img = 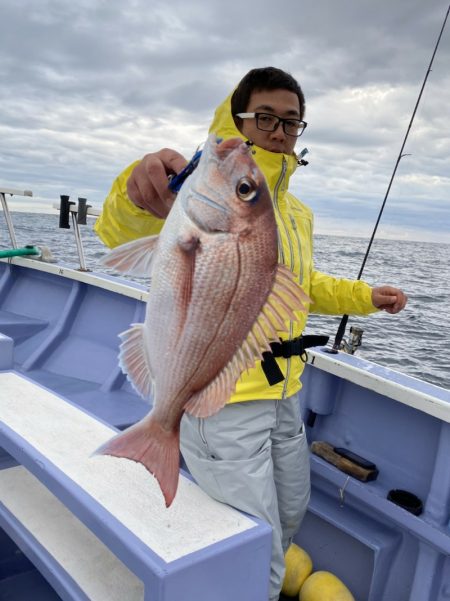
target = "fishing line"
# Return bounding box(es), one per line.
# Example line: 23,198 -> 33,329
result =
328,4 -> 450,354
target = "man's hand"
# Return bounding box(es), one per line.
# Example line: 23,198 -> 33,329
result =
127,149 -> 188,219
372,286 -> 408,314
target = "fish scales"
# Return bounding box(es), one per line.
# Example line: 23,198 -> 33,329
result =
97,135 -> 309,506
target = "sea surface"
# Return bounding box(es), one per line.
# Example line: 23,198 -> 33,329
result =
1,211 -> 449,391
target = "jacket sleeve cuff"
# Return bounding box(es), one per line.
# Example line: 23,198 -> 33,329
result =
94,161 -> 165,248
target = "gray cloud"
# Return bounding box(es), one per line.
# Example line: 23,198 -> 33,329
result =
0,0 -> 449,242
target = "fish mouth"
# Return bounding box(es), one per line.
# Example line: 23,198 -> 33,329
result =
201,134 -> 250,162
215,137 -> 250,158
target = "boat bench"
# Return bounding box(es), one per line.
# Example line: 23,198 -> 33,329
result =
0,314 -> 150,429
0,372 -> 272,601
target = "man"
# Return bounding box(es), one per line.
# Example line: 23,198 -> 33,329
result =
95,67 -> 407,601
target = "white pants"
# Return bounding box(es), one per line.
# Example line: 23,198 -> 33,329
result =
180,394 -> 311,601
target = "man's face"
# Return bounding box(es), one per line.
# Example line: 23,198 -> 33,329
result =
238,88 -> 301,155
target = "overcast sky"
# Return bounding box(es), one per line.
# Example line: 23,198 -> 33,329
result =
1,0 -> 449,243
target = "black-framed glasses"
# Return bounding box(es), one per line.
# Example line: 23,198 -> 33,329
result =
235,112 -> 307,137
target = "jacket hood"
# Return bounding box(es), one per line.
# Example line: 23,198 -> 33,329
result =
208,91 -> 300,196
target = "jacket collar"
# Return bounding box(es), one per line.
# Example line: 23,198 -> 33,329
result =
208,91 -> 299,197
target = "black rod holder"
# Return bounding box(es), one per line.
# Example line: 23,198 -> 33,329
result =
59,195 -> 75,229
77,197 -> 91,225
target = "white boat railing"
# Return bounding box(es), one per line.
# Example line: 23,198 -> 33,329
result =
0,188 -> 33,249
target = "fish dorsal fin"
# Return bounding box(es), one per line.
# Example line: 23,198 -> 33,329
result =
102,235 -> 159,276
118,323 -> 154,402
262,263 -> 311,332
184,265 -> 310,418
246,264 -> 310,352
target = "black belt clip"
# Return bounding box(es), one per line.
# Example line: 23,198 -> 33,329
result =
261,335 -> 329,386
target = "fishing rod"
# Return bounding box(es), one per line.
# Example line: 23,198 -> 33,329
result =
329,3 -> 450,354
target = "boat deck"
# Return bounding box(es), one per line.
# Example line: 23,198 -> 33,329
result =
1,257 -> 450,600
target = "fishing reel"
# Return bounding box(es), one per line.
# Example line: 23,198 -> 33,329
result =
340,326 -> 364,355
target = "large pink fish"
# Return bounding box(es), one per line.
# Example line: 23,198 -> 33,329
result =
98,135 -> 310,506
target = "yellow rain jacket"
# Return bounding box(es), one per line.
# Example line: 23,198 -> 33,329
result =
95,92 -> 377,403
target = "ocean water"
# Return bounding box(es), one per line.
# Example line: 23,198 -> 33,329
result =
1,211 -> 449,390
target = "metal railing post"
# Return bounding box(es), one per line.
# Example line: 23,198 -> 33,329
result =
0,192 -> 18,248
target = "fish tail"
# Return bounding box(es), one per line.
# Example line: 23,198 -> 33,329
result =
95,416 -> 180,507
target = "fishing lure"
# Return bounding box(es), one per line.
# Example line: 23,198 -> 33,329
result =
167,148 -> 203,193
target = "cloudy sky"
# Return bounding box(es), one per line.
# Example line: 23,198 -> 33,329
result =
1,0 -> 449,242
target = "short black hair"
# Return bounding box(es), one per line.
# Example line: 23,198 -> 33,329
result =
231,67 -> 305,120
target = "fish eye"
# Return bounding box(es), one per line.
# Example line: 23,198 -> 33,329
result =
236,177 -> 258,202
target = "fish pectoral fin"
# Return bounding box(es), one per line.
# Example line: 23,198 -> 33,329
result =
102,234 -> 159,276
119,323 -> 154,402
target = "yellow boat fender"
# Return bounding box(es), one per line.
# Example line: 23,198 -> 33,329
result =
281,543 -> 313,597
299,570 -> 355,601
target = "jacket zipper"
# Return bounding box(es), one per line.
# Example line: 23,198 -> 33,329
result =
273,159 -> 288,264
289,214 -> 304,284
273,158 -> 296,400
